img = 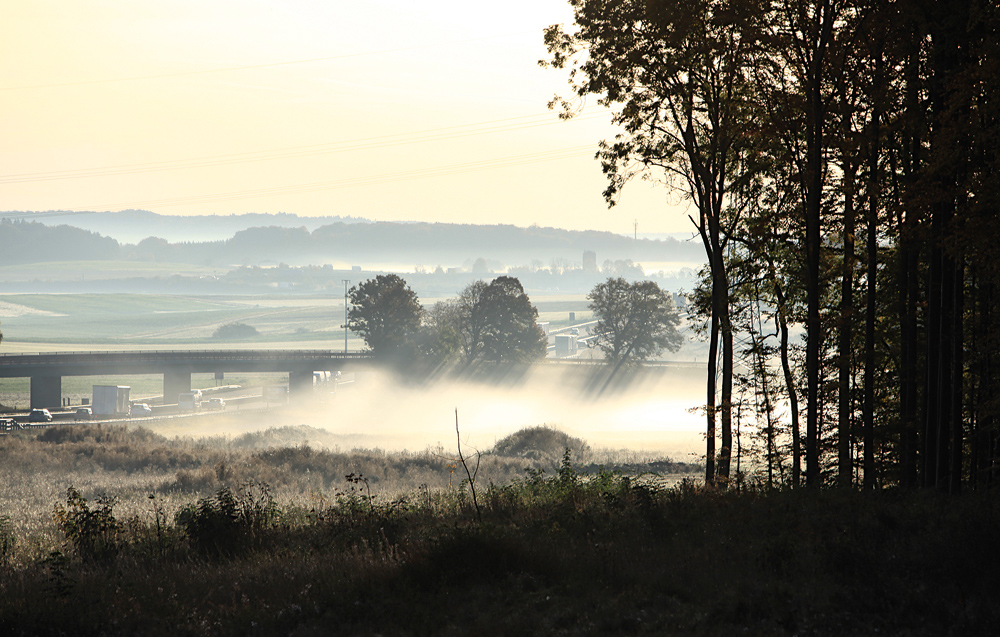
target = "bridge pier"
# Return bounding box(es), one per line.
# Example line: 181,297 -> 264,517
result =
163,371 -> 192,405
30,375 -> 62,410
288,369 -> 314,394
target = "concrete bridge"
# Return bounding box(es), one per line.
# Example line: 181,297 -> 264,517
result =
0,350 -> 374,409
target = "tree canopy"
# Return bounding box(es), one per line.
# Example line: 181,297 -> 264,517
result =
346,274 -> 423,359
549,0 -> 1000,490
448,277 -> 548,366
588,277 -> 682,366
479,276 -> 548,363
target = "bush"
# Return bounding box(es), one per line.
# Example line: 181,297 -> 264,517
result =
52,487 -> 120,563
176,481 -> 279,557
491,425 -> 591,466
212,322 -> 259,339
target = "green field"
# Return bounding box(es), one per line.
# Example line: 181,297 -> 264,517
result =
0,260 -> 222,281
0,292 -> 594,349
0,293 -> 360,347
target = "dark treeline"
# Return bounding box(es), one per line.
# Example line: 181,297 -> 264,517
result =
0,217 -> 703,268
0,220 -> 121,263
18,208 -> 368,242
548,0 -> 1000,490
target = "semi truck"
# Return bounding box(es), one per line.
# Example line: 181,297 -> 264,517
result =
92,385 -> 131,416
178,390 -> 203,412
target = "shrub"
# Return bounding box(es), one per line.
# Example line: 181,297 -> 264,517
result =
176,481 -> 279,557
52,487 -> 120,563
491,425 -> 591,467
212,322 -> 259,339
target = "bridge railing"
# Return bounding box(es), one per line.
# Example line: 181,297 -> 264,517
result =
0,350 -> 373,366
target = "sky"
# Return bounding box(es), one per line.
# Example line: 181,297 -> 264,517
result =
0,1 -> 697,236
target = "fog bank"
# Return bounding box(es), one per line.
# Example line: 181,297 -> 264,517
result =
151,363 -> 708,462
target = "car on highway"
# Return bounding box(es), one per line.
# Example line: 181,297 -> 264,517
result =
75,407 -> 93,420
207,397 -> 226,411
129,403 -> 152,417
0,418 -> 21,431
28,408 -> 53,422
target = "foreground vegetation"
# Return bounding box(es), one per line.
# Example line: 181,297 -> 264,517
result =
0,424 -> 994,635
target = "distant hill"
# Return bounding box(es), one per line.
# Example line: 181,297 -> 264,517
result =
0,212 -> 704,271
0,219 -> 121,264
5,209 -> 367,243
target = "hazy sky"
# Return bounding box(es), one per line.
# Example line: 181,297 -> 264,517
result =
0,1 -> 692,235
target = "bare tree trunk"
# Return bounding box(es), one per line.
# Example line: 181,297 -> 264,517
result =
777,289 -> 802,487
706,310 -> 719,485
863,92 -> 881,489
718,261 -> 734,484
804,0 -> 835,487
838,159 -> 856,488
950,260 -> 964,493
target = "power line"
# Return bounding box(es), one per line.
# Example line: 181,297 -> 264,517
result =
0,31 -> 539,92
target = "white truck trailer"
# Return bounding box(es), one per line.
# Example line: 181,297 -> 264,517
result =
92,385 -> 131,416
177,390 -> 203,412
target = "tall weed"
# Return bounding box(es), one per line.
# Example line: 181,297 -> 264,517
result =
52,486 -> 120,563
0,515 -> 15,565
175,480 -> 278,557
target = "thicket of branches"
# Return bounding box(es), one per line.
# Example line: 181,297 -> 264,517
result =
547,0 -> 1000,490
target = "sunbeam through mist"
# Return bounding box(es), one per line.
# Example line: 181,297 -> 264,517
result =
145,363 -> 707,462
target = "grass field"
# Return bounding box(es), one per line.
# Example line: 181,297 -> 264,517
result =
0,260 -> 223,281
0,292 -> 596,349
0,293 -> 362,347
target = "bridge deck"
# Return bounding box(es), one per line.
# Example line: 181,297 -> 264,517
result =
0,350 -> 372,377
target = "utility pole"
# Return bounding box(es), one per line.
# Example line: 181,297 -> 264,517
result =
342,279 -> 350,353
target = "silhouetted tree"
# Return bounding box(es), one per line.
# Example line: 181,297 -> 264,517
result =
480,276 -> 548,364
416,300 -> 463,364
346,274 -> 423,359
588,277 -> 682,366
454,277 -> 547,365
545,0 -> 764,483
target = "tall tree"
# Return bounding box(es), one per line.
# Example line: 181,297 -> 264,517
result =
454,277 -> 548,365
588,277 -> 683,367
455,280 -> 491,366
754,0 -> 845,486
479,276 -> 548,364
346,274 -> 423,359
545,0 -> 762,484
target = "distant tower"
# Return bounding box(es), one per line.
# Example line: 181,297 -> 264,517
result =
583,250 -> 597,272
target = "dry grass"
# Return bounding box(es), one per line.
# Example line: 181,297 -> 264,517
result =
3,423 -> 990,636
0,423 -> 697,564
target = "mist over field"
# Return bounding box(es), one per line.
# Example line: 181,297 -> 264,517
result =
145,364 -> 706,462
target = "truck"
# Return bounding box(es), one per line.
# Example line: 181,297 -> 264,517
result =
177,390 -> 203,412
313,370 -> 337,389
554,334 -> 578,357
92,385 -> 131,416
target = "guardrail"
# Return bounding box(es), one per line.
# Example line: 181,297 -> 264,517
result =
0,350 -> 372,366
